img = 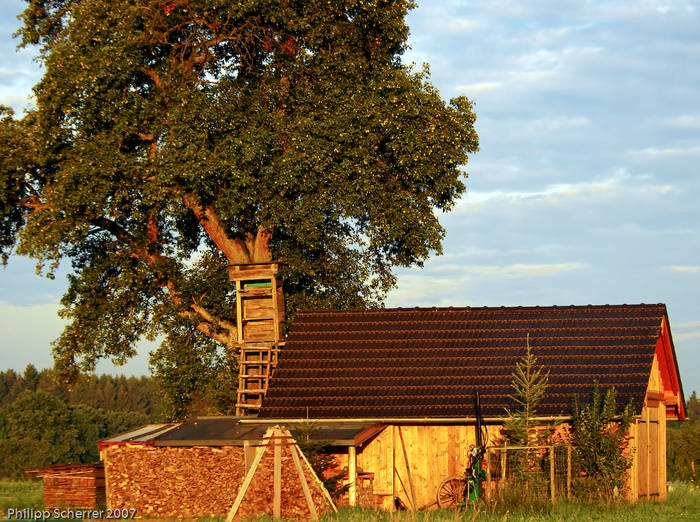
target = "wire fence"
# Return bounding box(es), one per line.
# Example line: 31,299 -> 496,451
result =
485,445 -> 572,503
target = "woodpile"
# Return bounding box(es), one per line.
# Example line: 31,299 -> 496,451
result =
227,426 -> 337,521
104,444 -> 244,518
28,463 -> 105,509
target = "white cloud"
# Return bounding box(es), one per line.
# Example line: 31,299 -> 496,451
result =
385,273 -> 472,307
663,266 -> 700,273
662,114 -> 700,128
674,319 -> 700,342
456,170 -> 674,209
631,146 -> 700,157
455,82 -> 503,93
446,18 -> 481,32
524,116 -> 590,133
675,320 -> 700,329
463,263 -> 588,278
676,330 -> 700,341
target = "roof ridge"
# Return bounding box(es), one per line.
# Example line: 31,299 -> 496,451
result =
296,303 -> 667,315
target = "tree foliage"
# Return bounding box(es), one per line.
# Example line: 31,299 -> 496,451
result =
667,390 -> 700,483
0,0 -> 478,382
569,383 -> 635,500
0,389 -> 149,478
294,422 -> 348,498
0,365 -> 161,416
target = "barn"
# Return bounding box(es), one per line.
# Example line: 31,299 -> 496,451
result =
258,303 -> 686,507
100,303 -> 686,516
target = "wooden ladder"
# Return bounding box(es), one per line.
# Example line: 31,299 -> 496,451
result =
229,263 -> 285,416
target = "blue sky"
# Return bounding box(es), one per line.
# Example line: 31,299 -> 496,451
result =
1,1 -> 698,394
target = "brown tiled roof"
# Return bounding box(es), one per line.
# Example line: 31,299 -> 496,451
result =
259,304 -> 668,419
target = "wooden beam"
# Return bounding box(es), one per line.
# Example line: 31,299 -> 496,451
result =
273,433 -> 281,519
293,434 -> 338,513
646,407 -> 651,500
348,446 -> 357,507
271,276 -> 279,343
353,423 -> 387,447
391,425 -> 396,506
485,448 -> 491,499
549,445 -> 555,503
291,443 -> 318,520
398,427 -> 417,510
235,280 -> 243,344
225,427 -> 273,522
567,445 -> 572,500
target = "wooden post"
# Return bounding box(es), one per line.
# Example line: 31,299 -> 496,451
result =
646,406 -> 651,500
501,444 -> 507,485
226,427 -> 274,522
391,425 -> 396,508
486,448 -> 492,499
567,445 -> 572,500
348,446 -> 357,507
271,276 -> 280,343
549,446 -> 555,503
398,427 -> 417,510
235,280 -> 243,344
243,440 -> 255,473
273,435 -> 281,518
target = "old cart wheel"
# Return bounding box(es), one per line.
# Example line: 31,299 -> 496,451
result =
436,475 -> 466,509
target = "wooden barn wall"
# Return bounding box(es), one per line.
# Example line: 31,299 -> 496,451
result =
628,353 -> 667,501
356,413 -> 668,508
357,424 -> 488,510
104,445 -> 245,518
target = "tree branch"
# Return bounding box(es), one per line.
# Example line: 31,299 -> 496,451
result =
182,194 -> 253,263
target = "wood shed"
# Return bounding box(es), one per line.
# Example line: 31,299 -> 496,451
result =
99,418 -> 374,518
258,303 -> 687,507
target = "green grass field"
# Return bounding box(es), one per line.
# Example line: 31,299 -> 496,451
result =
1,481 -> 698,521
0,480 -> 43,518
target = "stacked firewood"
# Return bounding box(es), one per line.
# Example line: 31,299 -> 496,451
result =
234,441 -> 332,520
29,463 -> 106,509
104,445 -> 245,518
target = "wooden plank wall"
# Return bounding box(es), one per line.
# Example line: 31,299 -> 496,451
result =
628,352 -> 667,501
357,424 -> 484,510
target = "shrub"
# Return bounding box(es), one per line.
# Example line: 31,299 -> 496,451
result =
569,382 -> 635,500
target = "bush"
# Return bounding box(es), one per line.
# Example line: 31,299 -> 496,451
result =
0,439 -> 53,479
569,383 -> 635,500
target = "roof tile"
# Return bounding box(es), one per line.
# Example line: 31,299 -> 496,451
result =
259,304 -> 666,418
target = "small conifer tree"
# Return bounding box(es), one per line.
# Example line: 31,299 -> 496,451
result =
503,333 -> 550,446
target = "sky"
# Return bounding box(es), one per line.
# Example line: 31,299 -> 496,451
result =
0,1 -> 698,394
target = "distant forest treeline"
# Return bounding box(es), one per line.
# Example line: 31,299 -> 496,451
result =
0,364 -> 160,415
0,364 -> 161,479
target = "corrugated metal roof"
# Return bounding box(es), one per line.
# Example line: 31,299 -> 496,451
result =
259,304 -> 670,418
154,417 -> 380,446
101,423 -> 180,443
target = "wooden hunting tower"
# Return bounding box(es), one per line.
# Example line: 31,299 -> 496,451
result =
227,262 -> 285,416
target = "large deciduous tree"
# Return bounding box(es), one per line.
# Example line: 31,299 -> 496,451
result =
1,0 -> 478,383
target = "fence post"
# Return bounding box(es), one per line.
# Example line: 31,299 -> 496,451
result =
486,448 -> 491,499
501,444 -> 507,486
549,446 -> 555,503
567,445 -> 572,500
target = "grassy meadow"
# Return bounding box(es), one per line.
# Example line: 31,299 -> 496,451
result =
1,481 -> 698,521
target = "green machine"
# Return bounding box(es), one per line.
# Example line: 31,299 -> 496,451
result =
436,391 -> 489,509
464,391 -> 487,505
